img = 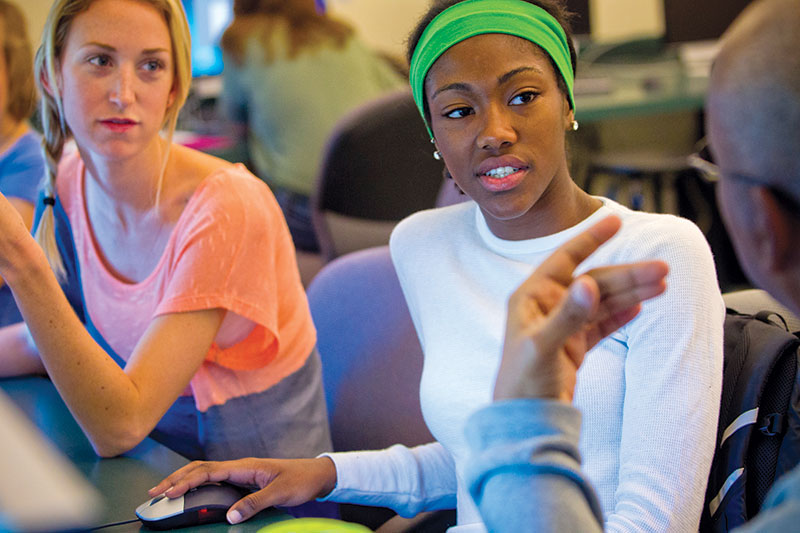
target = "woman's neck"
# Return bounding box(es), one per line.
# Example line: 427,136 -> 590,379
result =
80,136 -> 168,216
483,175 -> 604,241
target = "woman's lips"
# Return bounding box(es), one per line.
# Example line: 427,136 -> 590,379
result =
100,118 -> 138,133
479,167 -> 527,192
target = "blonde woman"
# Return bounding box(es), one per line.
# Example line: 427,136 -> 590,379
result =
0,0 -> 43,327
0,0 -> 331,466
219,0 -> 404,251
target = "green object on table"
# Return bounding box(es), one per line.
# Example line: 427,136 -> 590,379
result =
258,517 -> 373,533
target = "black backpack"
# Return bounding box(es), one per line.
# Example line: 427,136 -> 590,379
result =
700,308 -> 800,532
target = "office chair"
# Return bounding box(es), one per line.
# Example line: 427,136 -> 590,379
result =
307,246 -> 454,532
311,90 -> 445,262
307,245 -> 432,452
723,289 -> 800,332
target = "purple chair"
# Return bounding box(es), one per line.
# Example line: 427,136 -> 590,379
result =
308,246 -> 457,531
307,245 -> 432,452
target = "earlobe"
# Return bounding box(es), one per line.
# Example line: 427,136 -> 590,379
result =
563,104 -> 575,132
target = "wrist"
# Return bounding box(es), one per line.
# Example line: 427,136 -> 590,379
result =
0,232 -> 49,288
316,456 -> 338,498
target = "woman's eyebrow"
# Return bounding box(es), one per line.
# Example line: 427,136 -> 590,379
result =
81,41 -> 115,51
498,65 -> 544,85
78,42 -> 169,55
430,65 -> 545,100
431,81 -> 472,100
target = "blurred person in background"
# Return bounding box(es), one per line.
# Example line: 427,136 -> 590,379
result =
0,0 -> 45,327
219,0 -> 405,252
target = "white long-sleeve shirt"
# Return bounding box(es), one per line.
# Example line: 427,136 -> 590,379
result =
322,198 -> 724,532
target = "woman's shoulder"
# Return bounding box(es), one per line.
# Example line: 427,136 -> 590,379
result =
390,201 -> 476,259
171,145 -> 276,222
393,202 -> 475,240
7,130 -> 42,159
601,198 -> 705,241
171,144 -> 258,193
596,198 -> 713,265
0,130 -> 45,195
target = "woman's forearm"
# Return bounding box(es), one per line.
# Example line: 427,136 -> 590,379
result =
0,322 -> 45,376
0,229 -> 224,457
1,233 -> 154,454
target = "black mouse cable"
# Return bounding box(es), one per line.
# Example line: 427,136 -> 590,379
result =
90,518 -> 141,529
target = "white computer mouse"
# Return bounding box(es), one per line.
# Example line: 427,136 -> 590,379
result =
135,482 -> 246,530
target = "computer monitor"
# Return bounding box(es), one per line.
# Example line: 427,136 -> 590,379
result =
663,0 -> 753,43
182,0 -> 234,78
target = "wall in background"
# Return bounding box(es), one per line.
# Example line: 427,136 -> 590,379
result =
328,0 -> 666,59
590,0 -> 664,42
18,1 -> 49,50
21,0 -> 667,63
327,0 -> 431,59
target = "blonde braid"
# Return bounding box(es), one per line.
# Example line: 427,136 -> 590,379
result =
33,91 -> 67,281
32,4 -> 74,281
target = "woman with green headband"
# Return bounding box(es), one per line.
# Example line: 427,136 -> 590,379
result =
150,1 -> 723,531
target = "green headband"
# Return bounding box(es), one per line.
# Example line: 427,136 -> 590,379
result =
409,0 -> 575,138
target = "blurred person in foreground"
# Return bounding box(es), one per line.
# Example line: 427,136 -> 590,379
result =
462,0 -> 800,531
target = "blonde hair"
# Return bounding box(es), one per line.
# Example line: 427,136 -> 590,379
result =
0,0 -> 36,121
221,0 -> 353,65
33,0 -> 192,279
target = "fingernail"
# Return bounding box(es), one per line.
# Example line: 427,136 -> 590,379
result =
572,280 -> 593,308
227,509 -> 242,524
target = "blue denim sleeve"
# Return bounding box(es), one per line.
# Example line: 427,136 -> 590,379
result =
734,466 -> 800,532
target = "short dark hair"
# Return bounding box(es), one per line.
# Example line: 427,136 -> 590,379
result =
406,0 -> 578,125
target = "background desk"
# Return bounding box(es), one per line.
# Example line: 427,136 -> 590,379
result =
574,58 -> 708,123
0,376 -> 291,532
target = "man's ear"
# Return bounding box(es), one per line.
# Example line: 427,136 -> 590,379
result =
749,186 -> 797,272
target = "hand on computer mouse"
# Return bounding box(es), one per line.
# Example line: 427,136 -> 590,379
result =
136,482 -> 247,529
149,457 -> 337,524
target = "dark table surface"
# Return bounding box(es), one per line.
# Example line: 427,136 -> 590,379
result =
0,375 -> 292,532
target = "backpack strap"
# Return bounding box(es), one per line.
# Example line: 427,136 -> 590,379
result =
753,310 -> 790,332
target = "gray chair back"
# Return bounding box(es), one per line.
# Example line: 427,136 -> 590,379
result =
312,90 -> 445,262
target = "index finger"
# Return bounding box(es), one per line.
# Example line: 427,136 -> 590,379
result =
149,461 -> 223,497
150,461 -> 254,498
534,215 -> 623,286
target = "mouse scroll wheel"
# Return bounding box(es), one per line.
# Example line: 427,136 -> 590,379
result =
149,495 -> 167,506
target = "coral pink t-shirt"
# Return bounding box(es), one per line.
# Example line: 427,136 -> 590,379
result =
56,153 -> 316,412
